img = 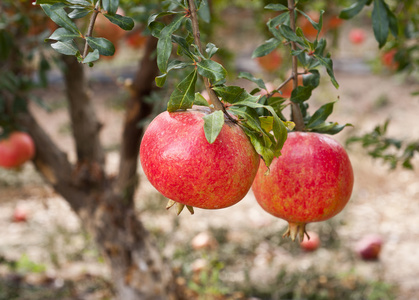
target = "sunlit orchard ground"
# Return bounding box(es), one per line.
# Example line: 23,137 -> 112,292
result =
1,7 -> 419,300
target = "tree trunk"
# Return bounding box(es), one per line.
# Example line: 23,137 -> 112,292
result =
16,36 -> 178,299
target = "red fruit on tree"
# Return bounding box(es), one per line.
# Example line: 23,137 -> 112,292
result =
381,49 -> 399,71
140,107 -> 260,211
252,132 -> 354,241
0,132 -> 35,169
256,49 -> 283,72
349,28 -> 366,45
300,231 -> 320,251
355,234 -> 383,260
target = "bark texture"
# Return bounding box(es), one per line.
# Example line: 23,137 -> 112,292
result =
17,36 -> 176,299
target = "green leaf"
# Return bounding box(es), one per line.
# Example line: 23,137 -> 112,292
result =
240,126 -> 275,168
156,15 -> 184,73
102,0 -> 119,15
232,100 -> 288,152
205,43 -> 218,58
194,92 -> 210,107
167,69 -> 197,112
51,40 -> 79,55
48,28 -> 80,41
198,0 -> 211,23
313,54 -> 339,88
147,11 -> 180,27
86,36 -> 115,56
196,59 -> 227,83
104,13 -> 134,31
155,74 -> 167,87
339,0 -> 368,20
41,4 -> 80,34
251,38 -> 282,58
310,122 -> 352,135
68,8 -> 91,19
238,72 -> 267,90
36,0 -> 69,4
372,0 -> 389,48
203,110 -> 224,144
264,3 -> 288,11
290,86 -> 313,103
83,49 -> 99,63
172,35 -> 194,60
278,24 -> 304,44
306,102 -> 335,128
303,69 -> 320,88
212,86 -> 259,104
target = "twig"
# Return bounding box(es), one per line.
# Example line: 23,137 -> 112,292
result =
187,0 -> 236,122
287,0 -> 305,131
83,1 -> 101,58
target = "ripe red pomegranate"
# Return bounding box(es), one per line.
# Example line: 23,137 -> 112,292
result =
256,49 -> 283,72
252,132 -> 354,241
0,132 -> 35,169
381,49 -> 399,71
300,231 -> 320,251
140,107 -> 259,210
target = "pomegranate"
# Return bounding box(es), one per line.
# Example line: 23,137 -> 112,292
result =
349,28 -> 366,45
0,131 -> 35,169
252,132 -> 354,241
140,107 -> 259,210
256,49 -> 283,72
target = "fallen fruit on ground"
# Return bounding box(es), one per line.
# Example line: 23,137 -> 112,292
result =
140,106 -> 259,211
0,131 -> 35,169
355,234 -> 383,260
252,132 -> 354,241
300,231 -> 320,251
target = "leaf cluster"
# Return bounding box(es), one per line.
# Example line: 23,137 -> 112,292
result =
37,0 -> 135,66
346,120 -> 419,169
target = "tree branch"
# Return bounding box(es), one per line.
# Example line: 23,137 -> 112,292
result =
62,55 -> 105,168
187,0 -> 235,123
288,0 -> 305,131
83,1 -> 101,58
115,36 -> 159,202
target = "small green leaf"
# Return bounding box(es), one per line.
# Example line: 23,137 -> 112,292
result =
265,4 -> 288,11
372,0 -> 389,48
339,0 -> 368,20
41,4 -> 80,34
194,92 -> 210,107
212,86 -> 259,104
167,69 -> 197,112
86,36 -> 115,56
51,40 -> 79,55
251,38 -> 282,58
155,74 -> 167,87
68,8 -> 91,19
306,102 -> 335,128
83,49 -> 99,64
156,15 -> 184,73
48,28 -> 80,41
196,59 -> 227,83
278,24 -> 304,44
290,86 -> 313,103
303,69 -> 320,88
206,43 -> 218,58
198,0 -> 211,23
104,13 -> 134,31
147,11 -> 180,26
102,0 -> 119,15
203,110 -> 224,144
313,54 -> 339,88
238,72 -> 267,90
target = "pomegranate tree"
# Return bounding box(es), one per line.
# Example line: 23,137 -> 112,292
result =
252,132 -> 354,241
0,131 -> 35,169
140,106 -> 260,212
